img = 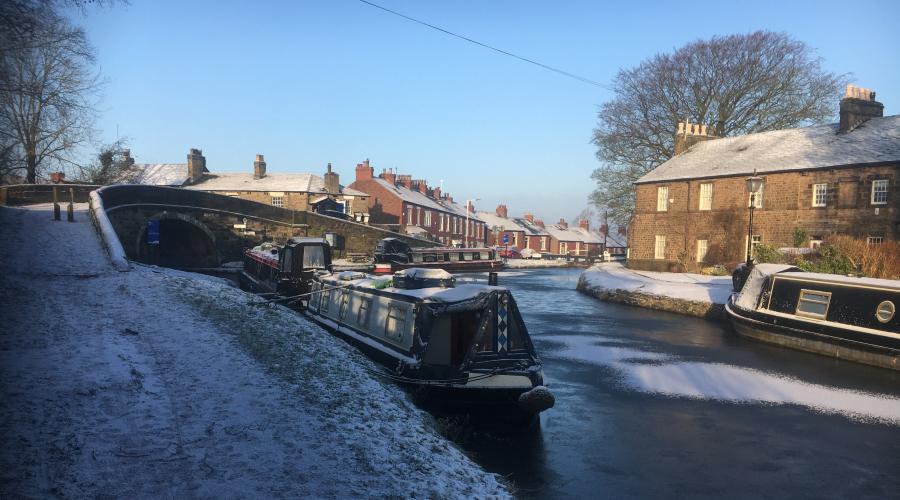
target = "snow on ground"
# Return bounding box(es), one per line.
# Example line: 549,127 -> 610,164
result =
0,204 -> 508,498
547,335 -> 900,426
580,262 -> 733,304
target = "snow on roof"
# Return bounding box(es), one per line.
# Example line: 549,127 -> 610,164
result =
371,178 -> 480,219
319,273 -> 505,303
544,225 -> 603,244
511,218 -> 549,236
603,231 -> 628,248
476,211 -> 528,231
184,172 -> 368,196
637,115 -> 900,184
128,163 -> 190,186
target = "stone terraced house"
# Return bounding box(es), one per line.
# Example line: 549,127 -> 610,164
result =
629,85 -> 899,272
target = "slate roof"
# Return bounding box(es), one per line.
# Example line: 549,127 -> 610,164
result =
475,211 -> 528,231
184,172 -> 367,196
544,225 -> 604,244
511,218 -> 549,236
371,178 -> 481,219
602,231 -> 628,248
128,163 -> 190,186
636,115 -> 900,184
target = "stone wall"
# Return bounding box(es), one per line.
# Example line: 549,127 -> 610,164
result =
629,164 -> 899,271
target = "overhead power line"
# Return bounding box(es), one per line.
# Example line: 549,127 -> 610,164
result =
356,0 -> 606,88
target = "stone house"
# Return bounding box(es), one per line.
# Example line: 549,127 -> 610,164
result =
349,160 -> 487,245
127,149 -> 370,223
629,85 -> 899,272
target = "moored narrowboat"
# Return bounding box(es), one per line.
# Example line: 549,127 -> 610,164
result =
727,263 -> 900,371
241,239 -> 554,421
374,238 -> 503,274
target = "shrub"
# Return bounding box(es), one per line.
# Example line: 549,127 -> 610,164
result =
792,227 -> 808,247
753,244 -> 784,264
826,235 -> 900,280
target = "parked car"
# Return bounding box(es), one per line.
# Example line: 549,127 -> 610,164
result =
520,248 -> 543,260
498,247 -> 522,259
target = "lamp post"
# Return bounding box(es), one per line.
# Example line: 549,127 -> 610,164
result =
465,198 -> 479,247
745,170 -> 764,265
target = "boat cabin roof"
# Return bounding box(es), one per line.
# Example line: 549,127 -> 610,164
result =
318,272 -> 507,304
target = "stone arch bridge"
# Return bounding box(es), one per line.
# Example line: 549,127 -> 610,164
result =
93,185 -> 435,269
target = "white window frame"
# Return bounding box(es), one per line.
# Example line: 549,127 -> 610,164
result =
871,179 -> 888,205
356,296 -> 371,326
271,196 -> 284,207
424,210 -> 432,227
867,236 -> 883,245
657,186 -> 669,212
540,237 -> 547,251
696,239 -> 708,262
385,305 -> 407,341
796,289 -> 832,320
654,235 -> 666,260
699,183 -> 713,211
406,205 -> 413,224
751,235 -> 761,257
812,183 -> 827,207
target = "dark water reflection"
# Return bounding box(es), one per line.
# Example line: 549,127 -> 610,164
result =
455,269 -> 900,499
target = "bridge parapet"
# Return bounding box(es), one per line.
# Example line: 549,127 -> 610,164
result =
94,185 -> 436,268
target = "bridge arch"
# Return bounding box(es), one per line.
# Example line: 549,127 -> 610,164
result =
135,212 -> 220,268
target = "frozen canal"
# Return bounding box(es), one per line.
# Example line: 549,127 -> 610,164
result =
458,268 -> 900,499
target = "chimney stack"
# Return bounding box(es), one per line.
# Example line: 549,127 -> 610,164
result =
496,204 -> 508,218
397,174 -> 413,189
524,213 -> 534,223
674,121 -> 716,155
122,149 -> 135,167
187,148 -> 206,183
253,154 -> 266,179
579,219 -> 589,231
433,186 -> 442,199
534,219 -> 545,228
617,226 -> 627,236
839,84 -> 883,133
599,223 -> 609,235
324,162 -> 340,193
381,168 -> 397,185
414,179 -> 428,194
50,172 -> 65,184
558,218 -> 568,229
355,159 -> 373,182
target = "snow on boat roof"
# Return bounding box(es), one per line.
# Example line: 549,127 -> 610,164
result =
395,268 -> 454,280
319,273 -> 505,303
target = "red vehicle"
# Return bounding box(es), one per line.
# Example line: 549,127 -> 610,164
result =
498,247 -> 522,259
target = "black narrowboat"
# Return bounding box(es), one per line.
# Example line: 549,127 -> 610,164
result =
241,239 -> 554,421
727,263 -> 900,371
240,238 -> 332,296
374,237 -> 503,274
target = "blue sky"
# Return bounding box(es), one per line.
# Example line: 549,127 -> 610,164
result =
70,0 -> 900,224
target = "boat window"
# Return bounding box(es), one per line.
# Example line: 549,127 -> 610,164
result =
476,306 -> 495,353
480,251 -> 490,260
338,290 -> 350,320
449,252 -> 459,262
412,253 -> 424,263
385,305 -> 407,341
423,253 -> 438,262
320,288 -> 331,312
303,246 -> 326,269
795,289 -> 831,319
472,252 -> 481,261
282,247 -> 293,274
876,301 -> 895,324
462,252 -> 473,261
357,296 -> 371,326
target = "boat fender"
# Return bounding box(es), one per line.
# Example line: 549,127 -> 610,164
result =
518,385 -> 555,413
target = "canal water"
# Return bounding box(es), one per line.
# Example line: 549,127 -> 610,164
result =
457,268 -> 900,499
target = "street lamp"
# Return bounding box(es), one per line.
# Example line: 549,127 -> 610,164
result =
465,198 -> 480,247
745,169 -> 764,265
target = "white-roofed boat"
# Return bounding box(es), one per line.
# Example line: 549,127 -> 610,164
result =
727,263 -> 900,371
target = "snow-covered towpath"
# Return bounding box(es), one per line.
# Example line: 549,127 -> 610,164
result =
0,204 -> 507,498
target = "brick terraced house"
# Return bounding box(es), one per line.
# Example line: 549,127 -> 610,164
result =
349,160 -> 486,245
629,85 -> 899,272
480,205 -> 607,257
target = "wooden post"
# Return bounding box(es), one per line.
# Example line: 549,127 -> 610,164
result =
66,188 -> 75,222
53,187 -> 61,220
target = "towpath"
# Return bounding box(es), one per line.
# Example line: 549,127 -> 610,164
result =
0,204 -> 507,498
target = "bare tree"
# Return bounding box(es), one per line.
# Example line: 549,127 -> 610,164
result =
0,1 -> 101,184
590,31 -> 844,226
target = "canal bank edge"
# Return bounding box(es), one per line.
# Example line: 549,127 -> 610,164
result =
576,263 -> 732,321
